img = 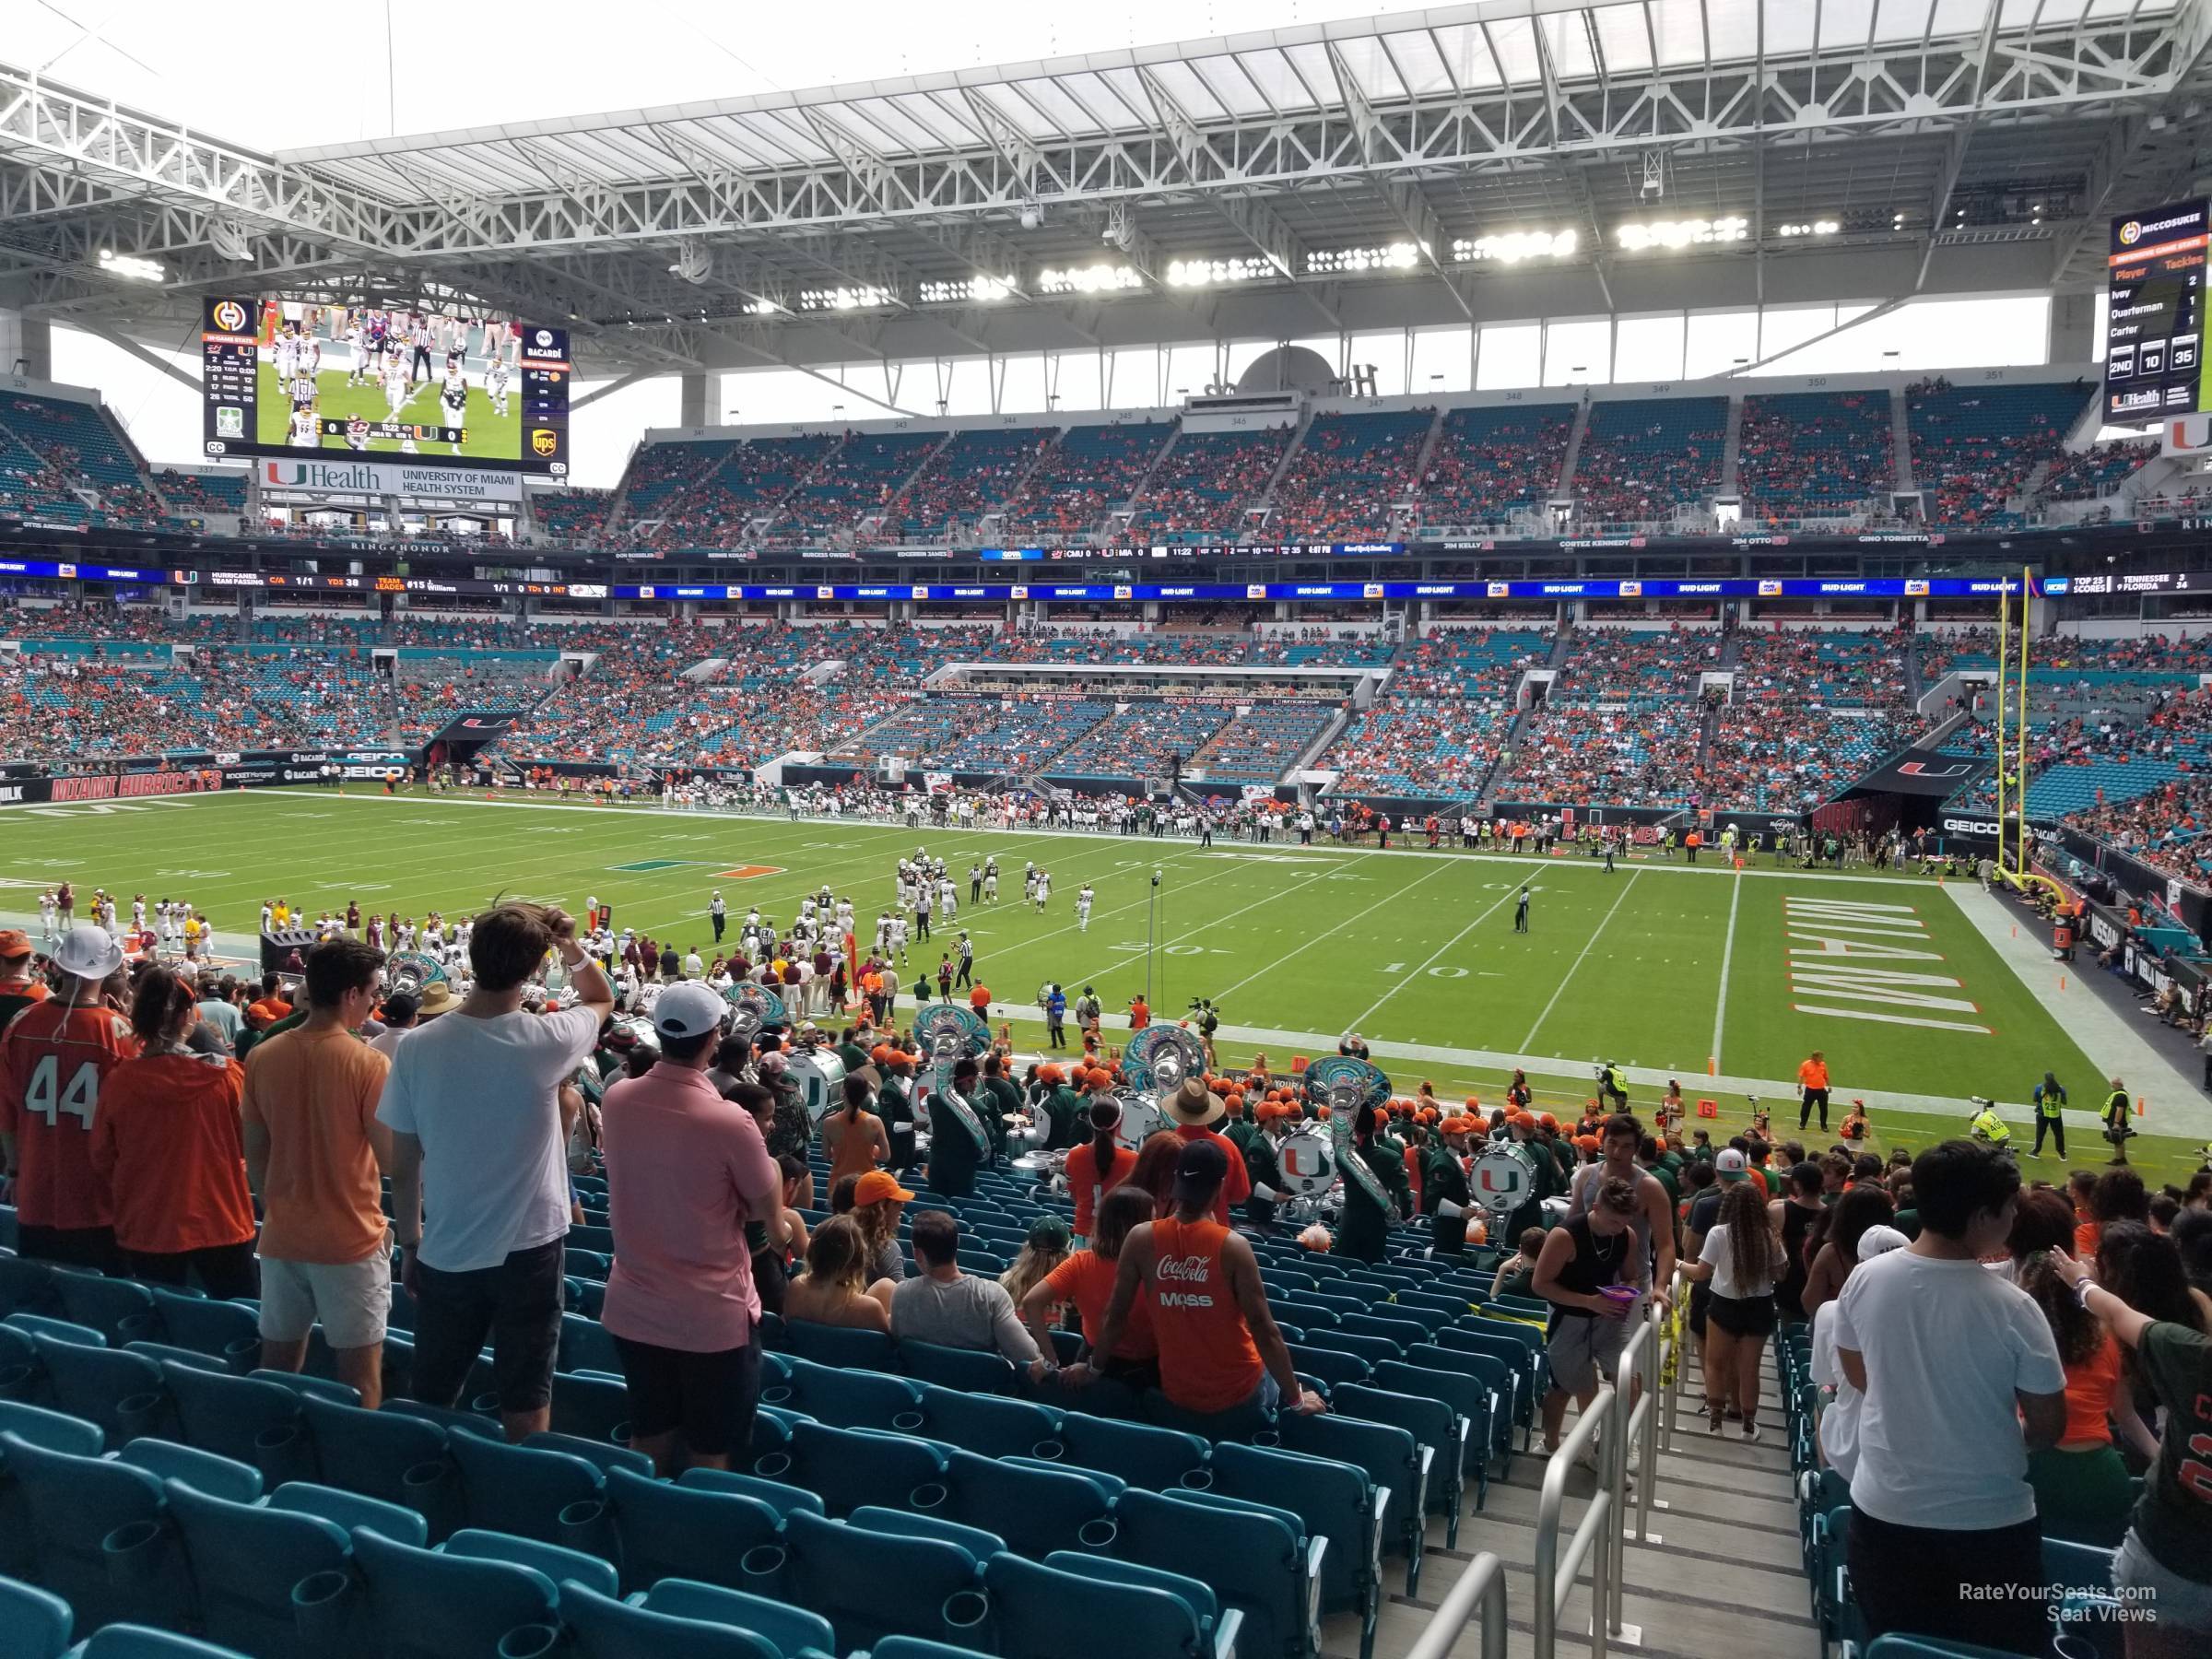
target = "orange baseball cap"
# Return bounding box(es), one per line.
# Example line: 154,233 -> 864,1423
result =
0,931 -> 29,959
853,1171 -> 915,1205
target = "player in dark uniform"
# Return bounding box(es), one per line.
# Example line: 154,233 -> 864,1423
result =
344,413 -> 371,451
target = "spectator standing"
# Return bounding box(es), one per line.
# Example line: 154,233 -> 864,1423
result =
824,1072 -> 890,1183
90,966 -> 256,1296
1678,1178 -> 1784,1440
890,1209 -> 1050,1378
194,974 -> 243,1053
1087,1138 -> 1322,1436
924,1055 -> 992,1198
598,981 -> 797,1476
2052,1246 -> 2212,1653
0,925 -> 137,1270
1533,1172 -> 1640,1459
381,903 -> 613,1442
1831,1140 -> 2068,1653
1065,1099 -> 1137,1246
0,930 -> 50,1028
1163,1077 -> 1252,1226
241,937 -> 394,1406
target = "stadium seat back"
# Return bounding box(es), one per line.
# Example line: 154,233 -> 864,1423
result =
448,1428 -> 604,1543
764,1420 -> 949,1517
49,1273 -> 156,1347
162,1478 -> 349,1659
1057,1413 -> 1209,1492
0,1430 -> 182,1633
679,1465 -> 826,1521
1270,1410 -> 1427,1588
983,1549 -> 1206,1659
774,1318 -> 896,1371
782,1506 -> 989,1652
1111,1488 -> 1311,1659
298,1394 -> 453,1532
147,1290 -> 260,1371
0,1571 -> 72,1659
560,1579 -> 783,1659
344,1525 -> 560,1659
639,1578 -> 840,1659
761,1356 -> 925,1430
936,1447 -> 1116,1559
569,1464 -> 783,1594
1209,1440 -> 1379,1624
28,1336 -> 167,1445
912,1383 -> 1064,1459
896,1338 -> 1018,1394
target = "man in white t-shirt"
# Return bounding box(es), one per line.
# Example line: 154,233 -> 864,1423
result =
381,902 -> 614,1441
1831,1139 -> 2067,1654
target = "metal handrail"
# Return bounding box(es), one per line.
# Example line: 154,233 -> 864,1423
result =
1606,1319 -> 1653,1640
1402,1551 -> 1509,1659
1532,1374 -> 1618,1659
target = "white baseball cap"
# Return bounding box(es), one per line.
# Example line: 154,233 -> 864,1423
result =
653,981 -> 728,1041
1856,1225 -> 1910,1263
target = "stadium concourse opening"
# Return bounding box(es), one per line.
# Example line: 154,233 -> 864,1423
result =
7,0 -> 2212,1653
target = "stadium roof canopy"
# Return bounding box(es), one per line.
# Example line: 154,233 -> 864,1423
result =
3,0 -> 2209,380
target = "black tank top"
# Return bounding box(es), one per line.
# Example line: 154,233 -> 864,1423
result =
1777,1200 -> 1816,1317
1547,1215 -> 1630,1330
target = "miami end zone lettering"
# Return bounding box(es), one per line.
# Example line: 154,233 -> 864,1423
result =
1783,895 -> 1993,1035
49,773 -> 206,804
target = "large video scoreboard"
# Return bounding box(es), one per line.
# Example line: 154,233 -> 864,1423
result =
2105,200 -> 2210,422
202,297 -> 570,474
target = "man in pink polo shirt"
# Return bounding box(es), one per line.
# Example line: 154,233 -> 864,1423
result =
600,982 -> 800,1475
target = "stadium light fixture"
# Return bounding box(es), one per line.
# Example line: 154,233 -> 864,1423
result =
796,284 -> 897,312
1615,217 -> 1748,251
97,249 -> 164,283
1165,254 -> 1277,288
1036,264 -> 1144,296
1774,220 -> 1840,238
1307,241 -> 1425,276
918,276 -> 1018,305
1451,229 -> 1578,265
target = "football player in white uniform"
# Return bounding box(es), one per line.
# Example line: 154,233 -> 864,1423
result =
382,355 -> 414,425
288,399 -> 320,448
488,356 -> 510,418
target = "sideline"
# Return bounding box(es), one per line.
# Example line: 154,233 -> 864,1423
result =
1944,884 -> 2212,1138
216,789 -> 1944,888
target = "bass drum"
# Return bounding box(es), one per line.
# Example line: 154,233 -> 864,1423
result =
1274,1125 -> 1338,1197
786,1049 -> 849,1131
1110,1088 -> 1164,1155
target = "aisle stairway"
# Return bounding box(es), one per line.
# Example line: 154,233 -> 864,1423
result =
1363,1347 -> 1816,1659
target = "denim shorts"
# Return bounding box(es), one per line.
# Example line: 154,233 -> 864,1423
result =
2113,1526 -> 2212,1635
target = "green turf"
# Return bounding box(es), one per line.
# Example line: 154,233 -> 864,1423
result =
1,784 -> 2105,1081
255,359 -> 519,461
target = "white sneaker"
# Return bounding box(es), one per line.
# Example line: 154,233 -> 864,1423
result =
1742,1419 -> 1762,1444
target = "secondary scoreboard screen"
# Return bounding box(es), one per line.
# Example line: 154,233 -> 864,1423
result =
201,298 -> 570,474
2105,200 -> 2210,422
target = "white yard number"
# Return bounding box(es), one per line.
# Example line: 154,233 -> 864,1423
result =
23,1056 -> 99,1129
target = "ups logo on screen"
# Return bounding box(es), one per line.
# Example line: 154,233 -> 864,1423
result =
530,429 -> 559,457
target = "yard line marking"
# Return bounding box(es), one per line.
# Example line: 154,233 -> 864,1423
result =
1521,868 -> 1643,1052
1346,879 -> 1524,1032
1204,857 -> 1461,1008
1711,869 -> 1743,1070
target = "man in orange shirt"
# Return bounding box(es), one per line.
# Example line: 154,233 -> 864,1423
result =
0,925 -> 138,1269
1128,994 -> 1151,1030
245,971 -> 293,1031
0,930 -> 51,1029
967,980 -> 990,1018
1797,1050 -> 1831,1132
241,938 -> 394,1406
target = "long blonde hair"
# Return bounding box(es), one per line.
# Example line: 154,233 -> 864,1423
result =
1000,1237 -> 1070,1306
800,1216 -> 870,1300
853,1196 -> 901,1260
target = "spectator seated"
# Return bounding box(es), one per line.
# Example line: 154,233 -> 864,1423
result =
1320,699 -> 1515,800
533,488 -> 615,544
1048,701 -> 1236,780
2042,441 -> 2156,502
774,432 -> 944,544
153,470 -> 248,523
1188,702 -> 1335,785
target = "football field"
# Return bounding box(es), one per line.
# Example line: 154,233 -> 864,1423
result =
254,359 -> 520,460
8,787 -> 2206,1176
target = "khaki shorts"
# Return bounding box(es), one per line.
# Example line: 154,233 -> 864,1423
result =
257,1253 -> 392,1348
1547,1296 -> 1640,1395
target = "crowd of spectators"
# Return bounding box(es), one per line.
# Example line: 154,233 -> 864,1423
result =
1552,623 -> 1718,700
1908,381 -> 2090,526
1130,429 -> 1289,541
1571,397 -> 1727,524
153,469 -> 249,521
887,429 -> 1053,540
531,488 -> 616,544
1324,698 -> 1514,799
2042,441 -> 2157,503
1498,699 -> 1707,806
1414,405 -> 1573,526
1261,409 -> 1430,541
772,432 -> 944,545
1737,391 -> 1892,519
996,421 -> 1172,539
1049,701 -> 1237,778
